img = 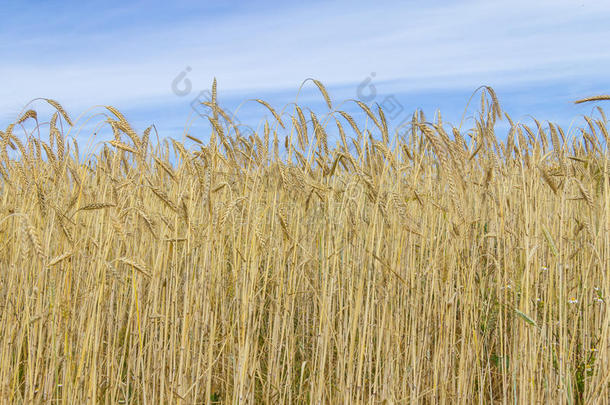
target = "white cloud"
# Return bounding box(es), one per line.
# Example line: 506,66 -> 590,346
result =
1,0 -> 609,123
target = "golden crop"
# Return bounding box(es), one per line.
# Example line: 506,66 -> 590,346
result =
0,85 -> 608,403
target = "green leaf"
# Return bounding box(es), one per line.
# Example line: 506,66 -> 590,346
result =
542,225 -> 559,257
515,308 -> 537,327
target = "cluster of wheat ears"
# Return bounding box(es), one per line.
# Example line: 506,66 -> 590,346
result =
0,82 -> 608,403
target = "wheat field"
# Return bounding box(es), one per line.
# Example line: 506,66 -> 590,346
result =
0,85 -> 608,404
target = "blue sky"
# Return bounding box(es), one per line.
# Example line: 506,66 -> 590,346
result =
2,0 -> 610,149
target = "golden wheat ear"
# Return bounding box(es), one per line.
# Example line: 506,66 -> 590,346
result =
574,95 -> 610,104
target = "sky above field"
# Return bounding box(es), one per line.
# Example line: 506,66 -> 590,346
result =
2,0 -> 610,147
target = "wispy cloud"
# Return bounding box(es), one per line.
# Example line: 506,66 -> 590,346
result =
2,0 -> 609,133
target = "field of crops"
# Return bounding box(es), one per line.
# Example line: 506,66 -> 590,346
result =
0,86 -> 608,403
